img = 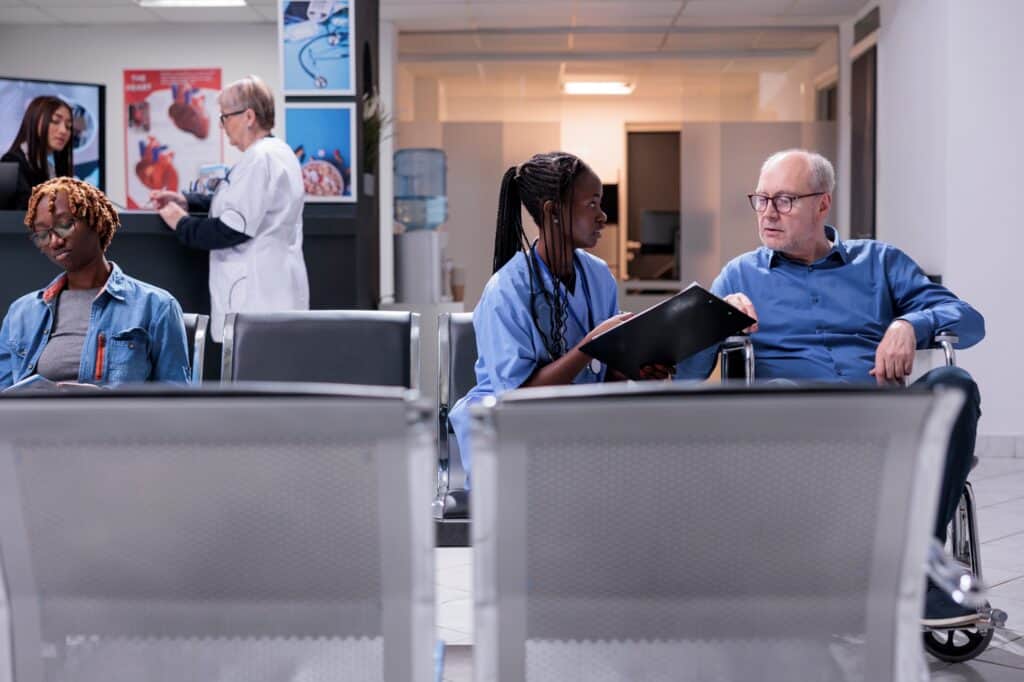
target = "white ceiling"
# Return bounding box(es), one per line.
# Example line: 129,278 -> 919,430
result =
0,0 -> 857,99
0,0 -> 871,28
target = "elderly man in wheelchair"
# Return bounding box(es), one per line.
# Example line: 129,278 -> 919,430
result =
675,149 -> 1006,662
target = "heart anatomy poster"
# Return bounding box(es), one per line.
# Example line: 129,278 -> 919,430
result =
123,68 -> 223,209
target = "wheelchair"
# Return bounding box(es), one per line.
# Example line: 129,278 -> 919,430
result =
722,333 -> 1009,663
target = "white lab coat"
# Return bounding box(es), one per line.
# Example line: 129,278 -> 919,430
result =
207,136 -> 309,341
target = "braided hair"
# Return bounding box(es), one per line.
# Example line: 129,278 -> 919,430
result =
492,151 -> 591,360
25,177 -> 120,251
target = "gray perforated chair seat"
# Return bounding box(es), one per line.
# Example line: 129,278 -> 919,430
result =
471,382 -> 964,682
0,385 -> 435,682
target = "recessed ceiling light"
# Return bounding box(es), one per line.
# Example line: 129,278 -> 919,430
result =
137,0 -> 247,7
563,81 -> 635,96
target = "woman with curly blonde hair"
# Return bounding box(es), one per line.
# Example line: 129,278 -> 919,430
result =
0,177 -> 190,388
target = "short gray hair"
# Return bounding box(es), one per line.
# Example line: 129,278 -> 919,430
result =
761,149 -> 836,193
219,75 -> 276,130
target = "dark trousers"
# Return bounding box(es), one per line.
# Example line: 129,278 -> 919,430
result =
913,366 -> 982,542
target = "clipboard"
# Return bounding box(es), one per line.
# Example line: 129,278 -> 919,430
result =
580,282 -> 755,379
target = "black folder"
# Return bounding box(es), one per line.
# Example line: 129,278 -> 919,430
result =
580,283 -> 755,379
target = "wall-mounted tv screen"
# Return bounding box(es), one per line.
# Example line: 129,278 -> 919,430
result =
0,76 -> 105,190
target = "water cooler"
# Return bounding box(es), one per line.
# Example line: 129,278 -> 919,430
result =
394,148 -> 448,303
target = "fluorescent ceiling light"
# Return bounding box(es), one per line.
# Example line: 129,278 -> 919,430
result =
563,81 -> 635,96
138,0 -> 247,7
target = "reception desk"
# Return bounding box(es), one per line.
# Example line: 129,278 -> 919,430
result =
0,205 -> 378,318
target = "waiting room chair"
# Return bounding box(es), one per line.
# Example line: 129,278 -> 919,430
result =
181,312 -> 209,385
0,384 -> 435,682
471,382 -> 963,681
719,333 -> 1008,663
221,311 -> 420,389
435,312 -> 474,523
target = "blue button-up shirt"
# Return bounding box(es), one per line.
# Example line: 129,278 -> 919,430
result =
676,226 -> 985,383
0,263 -> 191,388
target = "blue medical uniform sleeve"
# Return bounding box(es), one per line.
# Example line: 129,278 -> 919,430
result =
476,280 -> 542,394
674,268 -> 736,380
149,298 -> 192,384
885,246 -> 986,349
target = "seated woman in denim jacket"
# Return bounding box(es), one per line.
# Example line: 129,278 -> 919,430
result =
0,177 -> 190,388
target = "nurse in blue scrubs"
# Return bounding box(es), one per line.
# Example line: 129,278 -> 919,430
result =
448,151 -> 671,479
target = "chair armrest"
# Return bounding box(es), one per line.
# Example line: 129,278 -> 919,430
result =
933,332 -> 959,367
719,335 -> 755,385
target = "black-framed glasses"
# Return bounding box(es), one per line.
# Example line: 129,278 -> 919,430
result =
747,192 -> 825,215
218,109 -> 247,125
29,218 -> 76,248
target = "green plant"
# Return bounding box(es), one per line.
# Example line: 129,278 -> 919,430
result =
362,87 -> 393,175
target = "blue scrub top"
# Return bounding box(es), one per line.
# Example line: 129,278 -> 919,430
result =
448,247 -> 618,478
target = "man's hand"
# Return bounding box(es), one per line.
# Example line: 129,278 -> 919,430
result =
870,320 -> 917,385
723,293 -> 759,333
157,202 -> 188,230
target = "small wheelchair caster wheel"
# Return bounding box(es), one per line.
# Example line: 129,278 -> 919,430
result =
923,624 -> 995,663
315,75 -> 328,89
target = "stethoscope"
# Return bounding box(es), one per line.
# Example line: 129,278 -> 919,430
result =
530,244 -> 603,377
299,30 -> 350,89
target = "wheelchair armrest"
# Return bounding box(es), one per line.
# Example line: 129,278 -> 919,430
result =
932,332 -> 959,367
719,335 -> 755,385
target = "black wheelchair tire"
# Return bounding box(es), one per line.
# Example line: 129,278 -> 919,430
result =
922,624 -> 995,663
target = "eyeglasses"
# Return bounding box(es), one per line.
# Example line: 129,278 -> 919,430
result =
218,109 -> 247,125
747,192 -> 825,215
29,218 -> 76,248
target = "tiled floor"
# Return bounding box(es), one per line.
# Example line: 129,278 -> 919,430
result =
436,456 -> 1024,681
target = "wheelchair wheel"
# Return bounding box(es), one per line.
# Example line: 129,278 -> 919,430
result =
923,624 -> 994,663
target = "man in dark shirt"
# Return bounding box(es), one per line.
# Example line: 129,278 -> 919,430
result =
678,149 -> 985,627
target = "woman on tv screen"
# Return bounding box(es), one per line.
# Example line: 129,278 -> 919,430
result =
1,95 -> 74,210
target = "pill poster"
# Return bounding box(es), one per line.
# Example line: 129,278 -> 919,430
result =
284,102 -> 357,202
123,68 -> 223,209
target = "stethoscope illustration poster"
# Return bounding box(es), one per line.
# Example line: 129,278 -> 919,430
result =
279,1 -> 356,96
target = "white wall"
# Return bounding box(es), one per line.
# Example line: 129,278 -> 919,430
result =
878,0 -> 1024,437
680,122 -> 838,287
0,22 -> 278,206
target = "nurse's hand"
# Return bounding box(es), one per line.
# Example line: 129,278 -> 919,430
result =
148,189 -> 187,210
157,202 -> 188,230
583,312 -> 634,343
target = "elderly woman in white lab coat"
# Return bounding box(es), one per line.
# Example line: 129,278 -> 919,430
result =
150,75 -> 308,341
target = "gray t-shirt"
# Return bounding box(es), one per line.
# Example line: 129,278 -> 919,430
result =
36,288 -> 100,382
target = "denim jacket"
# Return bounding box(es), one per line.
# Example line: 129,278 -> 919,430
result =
0,263 -> 191,387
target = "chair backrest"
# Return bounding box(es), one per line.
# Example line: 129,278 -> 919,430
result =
181,312 -> 210,385
221,311 -> 420,389
438,312 -> 477,411
471,383 -> 963,682
436,313 -> 476,501
0,385 -> 435,682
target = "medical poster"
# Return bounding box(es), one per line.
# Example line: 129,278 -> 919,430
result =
123,68 -> 223,209
279,0 -> 355,96
284,102 -> 356,202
